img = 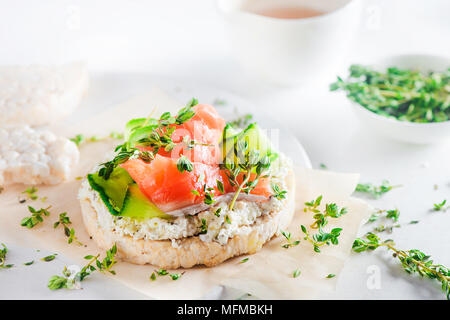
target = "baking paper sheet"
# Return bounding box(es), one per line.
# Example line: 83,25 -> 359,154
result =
0,88 -> 370,299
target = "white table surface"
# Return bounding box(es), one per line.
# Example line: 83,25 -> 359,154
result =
1,0 -> 450,300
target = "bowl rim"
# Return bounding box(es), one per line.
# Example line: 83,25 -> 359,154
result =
350,100 -> 450,128
345,53 -> 450,128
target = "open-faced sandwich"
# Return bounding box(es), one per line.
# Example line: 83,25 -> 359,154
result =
78,99 -> 295,269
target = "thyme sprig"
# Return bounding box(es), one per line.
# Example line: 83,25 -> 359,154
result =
301,196 -> 347,253
220,140 -> 271,210
353,233 -> 450,300
54,212 -> 82,245
0,243 -> 13,269
20,206 -> 51,229
48,244 -> 118,290
355,180 -> 401,199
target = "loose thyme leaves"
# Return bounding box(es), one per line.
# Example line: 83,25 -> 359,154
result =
353,233 -> 450,300
150,269 -> 184,281
20,206 -> 51,229
240,258 -> 249,264
0,243 -> 13,269
54,212 -> 81,245
326,274 -> 336,279
293,269 -> 301,278
48,244 -> 118,290
331,65 -> 450,123
280,230 -> 300,249
22,186 -> 38,201
70,132 -> 124,147
368,208 -> 400,223
41,254 -> 57,262
70,134 -> 85,146
302,196 -> 347,253
433,200 -> 448,212
24,261 -> 34,266
271,183 -> 287,200
355,180 -> 400,199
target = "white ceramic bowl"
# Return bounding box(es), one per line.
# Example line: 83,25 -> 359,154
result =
347,54 -> 450,145
217,0 -> 362,86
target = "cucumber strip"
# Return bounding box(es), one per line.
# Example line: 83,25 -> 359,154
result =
87,174 -> 122,216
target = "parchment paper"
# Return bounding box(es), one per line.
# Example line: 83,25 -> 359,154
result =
0,88 -> 371,299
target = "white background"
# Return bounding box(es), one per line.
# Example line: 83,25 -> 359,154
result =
0,0 -> 450,299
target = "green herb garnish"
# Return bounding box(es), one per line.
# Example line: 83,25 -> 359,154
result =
301,196 -> 347,253
228,114 -> 253,128
54,212 -> 81,245
433,200 -> 448,212
48,244 -> 118,290
20,206 -> 51,229
200,218 -> 208,234
41,254 -> 57,262
203,186 -> 216,205
331,65 -> 450,123
355,180 -> 400,199
293,269 -> 301,278
271,183 -> 287,200
280,230 -> 300,249
0,244 -> 13,269
98,98 -> 198,180
176,155 -> 193,173
221,139 -> 271,210
150,269 -> 184,281
22,186 -> 38,200
353,233 -> 450,300
368,208 -> 400,223
70,134 -> 85,146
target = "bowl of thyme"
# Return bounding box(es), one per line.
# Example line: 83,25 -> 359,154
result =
331,54 -> 450,144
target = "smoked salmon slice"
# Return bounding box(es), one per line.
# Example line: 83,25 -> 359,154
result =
121,156 -> 226,212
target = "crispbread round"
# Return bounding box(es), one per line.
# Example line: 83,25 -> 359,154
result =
79,172 -> 295,269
